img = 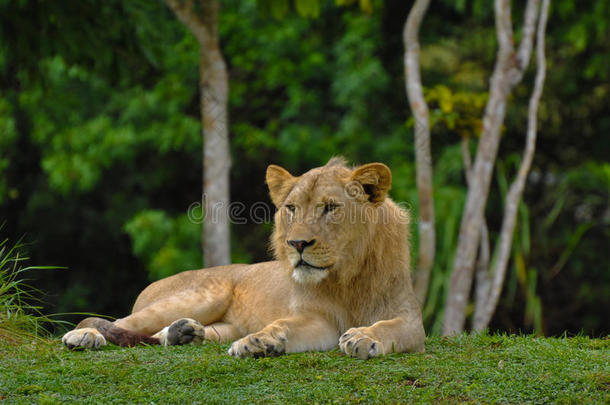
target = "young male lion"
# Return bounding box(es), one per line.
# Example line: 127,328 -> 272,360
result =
62,157 -> 425,359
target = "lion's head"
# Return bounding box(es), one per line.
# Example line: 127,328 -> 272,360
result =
266,157 -> 410,286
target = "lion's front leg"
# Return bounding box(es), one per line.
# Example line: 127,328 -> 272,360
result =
339,327 -> 382,360
339,317 -> 425,359
228,328 -> 287,358
228,314 -> 338,358
152,318 -> 206,346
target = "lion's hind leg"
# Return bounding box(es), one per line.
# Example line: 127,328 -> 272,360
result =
116,283 -> 235,346
153,318 -> 206,346
153,320 -> 242,346
62,327 -> 107,350
62,317 -> 160,349
64,276 -> 235,350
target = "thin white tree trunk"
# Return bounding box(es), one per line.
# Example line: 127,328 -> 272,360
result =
473,221 -> 491,322
473,0 -> 550,331
164,0 -> 231,267
462,136 -> 492,323
443,0 -> 541,335
403,0 -> 435,306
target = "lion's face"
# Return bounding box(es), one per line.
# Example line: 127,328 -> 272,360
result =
266,158 -> 392,285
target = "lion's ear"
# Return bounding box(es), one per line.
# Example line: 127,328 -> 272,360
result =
350,163 -> 392,204
266,165 -> 296,207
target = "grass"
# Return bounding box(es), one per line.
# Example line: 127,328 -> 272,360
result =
0,334 -> 608,404
0,237 -> 59,344
1,237 -> 608,403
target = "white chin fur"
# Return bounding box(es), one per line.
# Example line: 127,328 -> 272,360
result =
292,266 -> 329,284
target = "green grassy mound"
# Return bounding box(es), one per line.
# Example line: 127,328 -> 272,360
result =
1,334 -> 607,404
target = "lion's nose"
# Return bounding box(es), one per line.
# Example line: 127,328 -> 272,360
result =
287,239 -> 315,253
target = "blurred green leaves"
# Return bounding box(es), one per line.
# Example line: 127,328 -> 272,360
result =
256,0 -> 373,19
124,210 -> 202,281
0,99 -> 17,204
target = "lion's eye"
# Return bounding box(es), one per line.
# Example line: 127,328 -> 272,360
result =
285,204 -> 296,213
323,203 -> 338,214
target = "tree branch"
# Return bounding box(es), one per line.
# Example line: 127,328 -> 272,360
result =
473,0 -> 550,332
403,0 -> 435,306
512,0 -> 541,85
164,0 -> 213,47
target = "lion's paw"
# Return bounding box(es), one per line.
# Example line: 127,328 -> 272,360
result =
62,327 -> 107,350
155,318 -> 206,346
228,332 -> 286,359
339,327 -> 382,360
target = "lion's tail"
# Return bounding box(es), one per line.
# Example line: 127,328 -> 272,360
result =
75,317 -> 160,347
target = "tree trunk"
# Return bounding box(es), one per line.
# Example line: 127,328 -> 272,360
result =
164,0 -> 231,267
403,0 -> 435,306
473,0 -> 550,331
462,136 -> 492,325
443,0 -> 541,335
201,45 -> 231,268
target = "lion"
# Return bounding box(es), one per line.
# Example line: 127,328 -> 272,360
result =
62,157 -> 425,359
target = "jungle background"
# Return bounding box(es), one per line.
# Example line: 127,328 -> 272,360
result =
0,0 -> 608,337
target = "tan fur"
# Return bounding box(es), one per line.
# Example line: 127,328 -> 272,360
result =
63,158 -> 425,359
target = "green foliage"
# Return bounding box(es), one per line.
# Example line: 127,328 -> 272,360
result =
124,210 -> 202,281
0,99 -> 17,204
225,1 -> 405,170
525,161 -> 610,335
425,84 -> 487,139
256,0 -> 374,19
1,334 -> 608,403
18,43 -> 199,194
336,0 -> 373,14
